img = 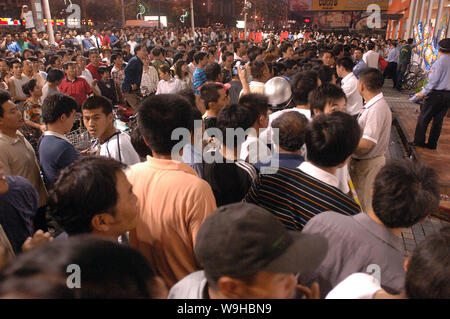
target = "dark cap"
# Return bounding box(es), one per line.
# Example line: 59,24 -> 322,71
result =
195,203 -> 328,279
439,38 -> 450,53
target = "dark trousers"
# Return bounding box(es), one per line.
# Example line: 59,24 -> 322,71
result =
396,63 -> 408,89
383,62 -> 398,87
414,90 -> 450,148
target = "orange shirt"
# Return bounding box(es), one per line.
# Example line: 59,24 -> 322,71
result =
127,156 -> 217,288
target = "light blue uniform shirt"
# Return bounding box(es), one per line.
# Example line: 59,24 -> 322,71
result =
422,54 -> 450,95
386,47 -> 399,63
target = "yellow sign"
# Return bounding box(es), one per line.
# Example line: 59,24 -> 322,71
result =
312,0 -> 388,11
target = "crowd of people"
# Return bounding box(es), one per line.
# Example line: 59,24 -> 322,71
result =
0,23 -> 449,299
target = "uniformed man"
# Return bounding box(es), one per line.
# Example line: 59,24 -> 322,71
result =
412,38 -> 450,150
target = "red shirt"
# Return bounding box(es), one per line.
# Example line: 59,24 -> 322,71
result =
59,77 -> 93,107
86,62 -> 107,81
101,35 -> 111,47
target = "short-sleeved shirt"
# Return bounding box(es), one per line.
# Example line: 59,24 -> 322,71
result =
301,212 -> 406,297
0,131 -> 48,207
21,100 -> 43,137
59,77 -> 93,108
86,62 -> 107,81
355,93 -> 392,159
398,45 -> 412,65
193,67 -> 207,95
98,132 -> 140,166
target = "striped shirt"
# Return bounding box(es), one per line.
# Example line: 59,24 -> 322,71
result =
193,67 -> 207,95
244,167 -> 361,231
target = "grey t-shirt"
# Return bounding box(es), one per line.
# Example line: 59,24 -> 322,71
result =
301,211 -> 406,298
41,84 -> 59,104
168,271 -> 209,299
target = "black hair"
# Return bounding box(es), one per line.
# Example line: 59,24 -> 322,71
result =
48,55 -> 61,66
222,51 -> 234,62
151,46 -> 162,57
194,52 -> 208,64
238,93 -> 269,126
272,111 -> 309,152
280,42 -> 293,56
0,89 -> 12,117
216,104 -> 253,148
42,93 -> 78,124
319,50 -> 332,58
332,44 -> 344,57
336,56 -> 355,72
250,60 -> 268,80
354,47 -> 364,53
62,61 -> 77,70
309,84 -> 347,115
137,94 -> 193,155
178,88 -> 197,109
82,96 -> 113,115
0,235 -> 161,298
22,79 -> 38,97
359,68 -> 384,92
111,53 -> 123,65
200,83 -> 223,110
405,226 -> 450,299
46,68 -> 65,83
305,112 -> 361,167
317,65 -> 336,85
367,42 -> 375,50
372,160 -> 440,228
247,46 -> 262,62
204,63 -> 222,82
48,157 -> 125,235
175,59 -> 188,79
292,70 -> 318,106
7,59 -> 21,68
97,65 -> 111,76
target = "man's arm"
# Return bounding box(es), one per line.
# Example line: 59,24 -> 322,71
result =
355,138 -> 376,156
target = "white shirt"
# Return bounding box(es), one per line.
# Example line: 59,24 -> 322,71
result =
298,161 -> 339,189
99,132 -> 140,166
141,66 -> 159,95
362,50 -> 380,69
341,72 -> 363,116
326,273 -> 382,299
127,40 -> 138,55
81,68 -> 94,86
156,78 -> 182,95
239,81 -> 265,97
239,130 -> 272,164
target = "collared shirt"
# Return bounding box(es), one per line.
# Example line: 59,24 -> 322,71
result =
39,131 -> 79,188
86,62 -> 107,82
122,56 -> 144,93
156,77 -> 182,95
0,131 -> 47,207
299,161 -> 339,189
254,153 -> 305,172
58,76 -> 92,108
244,167 -> 360,231
302,212 -> 406,297
111,65 -> 125,88
168,271 -> 209,299
127,156 -> 217,288
353,59 -> 367,79
363,50 -> 380,69
422,54 -> 450,95
386,47 -> 399,63
239,129 -> 272,164
341,72 -> 363,116
355,93 -> 392,159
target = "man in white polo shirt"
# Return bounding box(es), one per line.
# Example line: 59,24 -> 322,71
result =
350,68 -> 392,213
363,42 -> 380,69
336,56 -> 363,117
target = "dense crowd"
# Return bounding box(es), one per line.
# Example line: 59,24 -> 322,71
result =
0,23 -> 449,299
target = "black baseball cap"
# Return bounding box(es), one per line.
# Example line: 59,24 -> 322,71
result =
195,203 -> 328,280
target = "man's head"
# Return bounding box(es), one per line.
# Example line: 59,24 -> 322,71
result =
194,52 -> 208,69
404,226 -> 450,299
98,66 -> 111,81
353,47 -> 364,61
9,59 -> 22,77
204,63 -> 222,83
407,38 -> 414,45
292,70 -> 318,106
336,56 -> 355,78
358,68 -> 384,97
46,68 -> 65,85
88,49 -> 101,66
49,55 -> 62,69
216,104 -> 253,149
82,96 -> 114,140
200,83 -> 230,113
280,43 -> 294,59
272,111 -> 309,153
48,157 -> 138,238
222,51 -> 234,69
319,50 -> 333,67
372,160 -> 439,229
305,112 -> 361,168
239,93 -> 270,130
42,93 -> 78,133
250,60 -> 270,83
63,61 -> 78,79
309,84 -> 347,116
22,79 -> 42,98
0,89 -> 23,132
135,44 -> 148,60
137,94 -> 193,156
195,203 -> 328,299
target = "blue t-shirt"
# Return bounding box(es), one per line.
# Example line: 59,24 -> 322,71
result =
193,67 -> 207,95
39,134 -> 80,188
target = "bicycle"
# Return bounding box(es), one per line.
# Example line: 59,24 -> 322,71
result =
402,62 -> 427,91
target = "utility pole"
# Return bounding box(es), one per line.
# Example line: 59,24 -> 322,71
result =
31,0 -> 45,33
158,0 -> 161,29
190,0 -> 195,36
121,0 -> 126,26
244,0 -> 248,40
42,0 -> 55,45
